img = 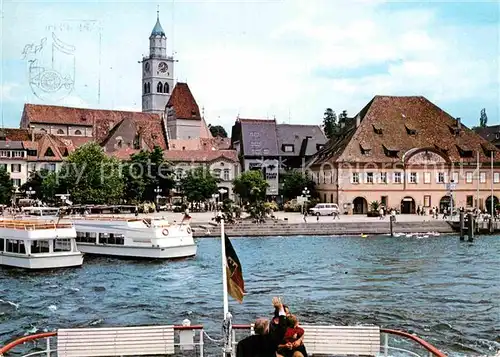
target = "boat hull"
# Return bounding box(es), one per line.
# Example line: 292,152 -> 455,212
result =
0,252 -> 84,269
76,243 -> 197,259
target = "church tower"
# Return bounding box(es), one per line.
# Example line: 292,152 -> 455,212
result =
141,10 -> 175,115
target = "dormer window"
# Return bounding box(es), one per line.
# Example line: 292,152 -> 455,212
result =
44,147 -> 55,157
481,144 -> 494,157
373,125 -> 383,135
133,133 -> 141,149
283,144 -> 294,153
383,145 -> 399,158
434,144 -> 449,155
448,125 -> 460,136
496,133 -> 500,140
405,125 -> 417,136
456,145 -> 473,158
360,143 -> 371,156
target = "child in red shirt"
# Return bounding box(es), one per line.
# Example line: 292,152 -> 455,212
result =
277,315 -> 308,357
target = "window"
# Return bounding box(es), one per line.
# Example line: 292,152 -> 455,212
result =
380,172 -> 387,183
405,126 -> 417,136
351,172 -> 359,184
11,164 -> 21,173
57,129 -> 65,135
27,150 -> 37,156
438,172 -> 445,183
0,150 -> 9,157
98,233 -> 124,245
494,172 -> 500,183
31,240 -> 51,253
157,82 -> 163,93
480,172 -> 486,183
373,125 -> 383,135
12,179 -> 21,187
452,172 -> 459,184
466,172 -> 473,183
147,82 -> 151,93
74,130 -> 82,135
6,240 -> 26,254
164,82 -> 170,93
409,172 -> 417,183
381,196 -> 388,206
424,172 -> 431,184
44,148 -> 55,157
466,195 -> 474,207
144,82 -> 148,94
394,172 -> 402,184
54,239 -> 72,252
76,232 -> 97,243
0,238 -> 3,252
366,172 -> 374,183
283,144 -> 294,152
13,151 -> 23,158
176,169 -> 183,180
330,194 -> 333,203
223,169 -> 230,181
424,195 -> 431,207
28,163 -> 36,172
44,163 -> 56,171
213,169 -> 221,178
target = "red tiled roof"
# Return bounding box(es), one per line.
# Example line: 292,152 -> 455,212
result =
313,96 -> 500,165
166,83 -> 201,120
169,137 -> 232,151
0,128 -> 31,141
164,149 -> 237,163
107,147 -> 141,160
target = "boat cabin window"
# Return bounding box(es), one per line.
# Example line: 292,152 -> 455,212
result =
31,240 -> 51,253
76,231 -> 97,243
0,238 -> 4,252
6,240 -> 26,254
54,239 -> 72,252
98,233 -> 125,245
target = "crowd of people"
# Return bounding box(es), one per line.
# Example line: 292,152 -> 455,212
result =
237,297 -> 308,357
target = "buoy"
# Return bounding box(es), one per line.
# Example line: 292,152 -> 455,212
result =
361,234 -> 368,238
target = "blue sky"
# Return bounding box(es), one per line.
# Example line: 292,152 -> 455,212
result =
1,0 -> 499,132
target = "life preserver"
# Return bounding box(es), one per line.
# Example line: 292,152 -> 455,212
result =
162,229 -> 169,236
187,227 -> 192,234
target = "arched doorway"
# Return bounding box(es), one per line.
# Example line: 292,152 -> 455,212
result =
439,195 -> 454,213
400,197 -> 416,214
485,195 -> 499,215
353,197 -> 368,214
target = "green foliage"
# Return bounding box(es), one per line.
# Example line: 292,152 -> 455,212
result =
480,108 -> 488,127
179,166 -> 219,203
60,142 -> 124,204
233,170 -> 268,203
370,201 -> 380,212
281,170 -> 315,200
21,169 -> 62,203
20,169 -> 47,200
0,167 -> 13,205
124,147 -> 174,203
323,108 -> 337,140
208,124 -> 228,138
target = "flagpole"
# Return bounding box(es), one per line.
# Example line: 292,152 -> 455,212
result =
476,151 -> 480,210
221,218 -> 229,316
491,151 -> 494,216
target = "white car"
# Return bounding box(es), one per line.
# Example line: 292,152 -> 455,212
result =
309,203 -> 339,216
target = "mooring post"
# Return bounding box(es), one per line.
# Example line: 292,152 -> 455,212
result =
467,213 -> 474,242
459,211 -> 464,241
390,215 -> 394,237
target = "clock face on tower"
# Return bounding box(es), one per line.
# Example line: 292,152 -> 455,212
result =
158,62 -> 168,73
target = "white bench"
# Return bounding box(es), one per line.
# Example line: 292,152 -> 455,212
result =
57,325 -> 175,356
301,325 -> 380,356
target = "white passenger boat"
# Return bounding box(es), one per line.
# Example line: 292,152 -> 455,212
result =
0,219 -> 83,269
70,216 -> 197,259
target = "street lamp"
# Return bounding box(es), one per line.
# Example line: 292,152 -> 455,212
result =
218,187 -> 228,201
302,187 -> 310,214
447,179 -> 456,221
154,186 -> 162,211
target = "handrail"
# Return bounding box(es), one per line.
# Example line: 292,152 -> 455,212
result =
0,332 -> 56,354
0,221 -> 73,230
233,325 -> 446,357
380,328 -> 446,357
0,325 -> 205,354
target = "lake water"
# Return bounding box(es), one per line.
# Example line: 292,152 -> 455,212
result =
1,235 -> 499,356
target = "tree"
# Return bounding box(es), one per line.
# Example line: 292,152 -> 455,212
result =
480,108 -> 488,127
323,108 -> 337,139
124,147 -> 174,202
280,170 -> 315,200
60,142 -> 124,204
20,169 -> 61,203
233,170 -> 268,203
208,124 -> 228,138
179,166 -> 218,203
0,167 -> 13,205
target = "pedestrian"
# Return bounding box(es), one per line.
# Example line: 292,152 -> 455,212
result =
303,211 -> 307,223
316,214 -> 319,222
379,207 -> 384,220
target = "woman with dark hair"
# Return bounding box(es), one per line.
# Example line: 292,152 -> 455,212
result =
270,305 -> 308,357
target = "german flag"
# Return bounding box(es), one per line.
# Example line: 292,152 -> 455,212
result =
225,234 -> 245,303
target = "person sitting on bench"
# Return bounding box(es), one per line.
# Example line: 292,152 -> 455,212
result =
236,297 -> 287,357
276,314 -> 308,357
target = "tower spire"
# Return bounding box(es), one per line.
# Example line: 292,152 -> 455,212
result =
157,4 -> 159,20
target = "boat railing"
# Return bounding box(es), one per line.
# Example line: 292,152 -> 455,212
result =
0,220 -> 73,231
231,324 -> 447,357
0,324 -> 447,357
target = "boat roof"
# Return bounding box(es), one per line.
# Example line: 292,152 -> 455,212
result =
0,219 -> 73,232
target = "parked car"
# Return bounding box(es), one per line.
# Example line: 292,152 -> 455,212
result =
309,203 -> 339,216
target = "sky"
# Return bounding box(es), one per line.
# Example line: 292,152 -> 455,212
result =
0,0 -> 499,134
